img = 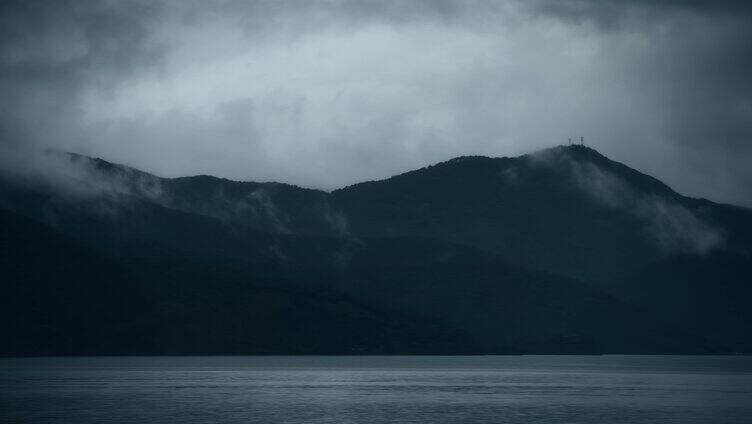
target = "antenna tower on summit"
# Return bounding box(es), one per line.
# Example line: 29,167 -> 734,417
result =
580,136 -> 584,146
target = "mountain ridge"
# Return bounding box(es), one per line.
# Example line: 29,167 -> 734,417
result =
2,143 -> 751,355
55,145 -> 698,201
7,144 -> 750,270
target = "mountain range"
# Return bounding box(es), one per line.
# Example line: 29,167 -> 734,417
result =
1,145 -> 751,354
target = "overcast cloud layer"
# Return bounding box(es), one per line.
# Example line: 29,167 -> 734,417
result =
1,0 -> 751,206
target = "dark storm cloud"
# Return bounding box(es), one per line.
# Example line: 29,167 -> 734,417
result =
0,0 -> 751,206
0,0 -> 164,148
531,0 -> 752,25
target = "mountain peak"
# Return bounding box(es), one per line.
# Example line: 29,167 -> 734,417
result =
520,144 -> 679,199
526,144 -> 608,162
425,145 -> 613,174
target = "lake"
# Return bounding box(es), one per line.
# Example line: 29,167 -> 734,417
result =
1,355 -> 751,423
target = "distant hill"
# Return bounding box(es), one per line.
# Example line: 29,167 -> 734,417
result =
1,145 -> 750,354
332,145 -> 751,279
0,209 -> 477,355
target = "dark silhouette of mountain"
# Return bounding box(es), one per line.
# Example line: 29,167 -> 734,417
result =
1,145 -> 750,354
317,236 -> 707,354
0,209 -> 477,355
604,251 -> 752,353
331,146 -> 750,279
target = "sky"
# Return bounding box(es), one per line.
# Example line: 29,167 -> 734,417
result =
1,0 -> 751,206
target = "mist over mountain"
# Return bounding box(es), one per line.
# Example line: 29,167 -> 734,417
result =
1,145 -> 751,354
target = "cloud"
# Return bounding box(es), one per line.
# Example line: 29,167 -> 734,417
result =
0,146 -> 162,201
1,0 -> 750,206
568,158 -> 724,254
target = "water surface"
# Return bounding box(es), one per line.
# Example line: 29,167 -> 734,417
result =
2,355 -> 751,423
